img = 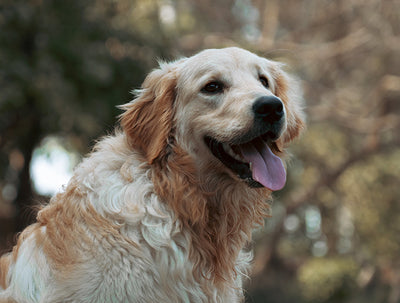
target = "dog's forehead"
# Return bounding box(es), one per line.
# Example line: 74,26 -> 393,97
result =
188,48 -> 265,69
178,47 -> 273,83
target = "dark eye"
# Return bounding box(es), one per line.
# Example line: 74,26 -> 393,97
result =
201,81 -> 224,94
259,76 -> 269,88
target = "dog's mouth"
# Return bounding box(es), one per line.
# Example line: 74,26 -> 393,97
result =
204,133 -> 286,191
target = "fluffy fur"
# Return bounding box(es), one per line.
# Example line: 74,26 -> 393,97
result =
0,47 -> 304,303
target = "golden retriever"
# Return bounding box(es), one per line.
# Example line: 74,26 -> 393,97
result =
0,47 -> 304,303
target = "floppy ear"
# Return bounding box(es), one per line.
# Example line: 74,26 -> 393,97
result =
273,64 -> 306,145
120,62 -> 179,164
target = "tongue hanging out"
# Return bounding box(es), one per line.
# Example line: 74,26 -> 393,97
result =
237,138 -> 286,191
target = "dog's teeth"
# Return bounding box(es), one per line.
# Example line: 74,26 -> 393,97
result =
223,143 -> 244,161
222,143 -> 234,157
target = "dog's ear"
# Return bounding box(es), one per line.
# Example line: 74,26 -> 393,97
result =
273,64 -> 306,145
120,61 -> 180,164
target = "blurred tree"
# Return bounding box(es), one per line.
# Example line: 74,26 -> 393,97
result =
0,0 -> 174,234
245,1 -> 400,302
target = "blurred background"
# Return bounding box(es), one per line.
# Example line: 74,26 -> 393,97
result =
0,0 -> 399,302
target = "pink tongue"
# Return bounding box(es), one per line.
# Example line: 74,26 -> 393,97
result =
238,139 -> 286,191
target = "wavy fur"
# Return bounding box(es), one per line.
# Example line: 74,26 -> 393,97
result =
0,47 -> 304,303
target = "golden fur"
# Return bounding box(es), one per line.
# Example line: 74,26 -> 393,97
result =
0,47 -> 304,303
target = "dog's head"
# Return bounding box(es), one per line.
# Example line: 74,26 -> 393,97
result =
120,47 -> 305,191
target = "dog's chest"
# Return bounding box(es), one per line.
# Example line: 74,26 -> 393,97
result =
58,201 -> 247,303
73,226 -> 242,303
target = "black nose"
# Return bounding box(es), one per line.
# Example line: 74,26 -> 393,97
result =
252,96 -> 284,123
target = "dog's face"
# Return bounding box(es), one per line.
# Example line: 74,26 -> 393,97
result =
121,47 -> 304,191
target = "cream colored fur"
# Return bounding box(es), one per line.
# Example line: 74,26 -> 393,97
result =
0,47 -> 304,303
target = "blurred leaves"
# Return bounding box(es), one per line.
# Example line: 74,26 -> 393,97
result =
298,257 -> 358,302
339,151 -> 400,260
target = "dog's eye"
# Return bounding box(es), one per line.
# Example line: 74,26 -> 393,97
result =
259,76 -> 269,89
201,81 -> 224,94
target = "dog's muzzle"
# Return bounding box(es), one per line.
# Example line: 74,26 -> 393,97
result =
204,95 -> 287,191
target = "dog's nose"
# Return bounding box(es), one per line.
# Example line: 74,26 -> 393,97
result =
252,96 -> 284,123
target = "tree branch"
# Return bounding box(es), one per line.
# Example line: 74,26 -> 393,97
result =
251,140 -> 399,282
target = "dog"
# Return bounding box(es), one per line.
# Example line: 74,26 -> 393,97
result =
0,47 -> 304,303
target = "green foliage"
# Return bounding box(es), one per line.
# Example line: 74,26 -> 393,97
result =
298,257 -> 358,302
339,150 -> 400,260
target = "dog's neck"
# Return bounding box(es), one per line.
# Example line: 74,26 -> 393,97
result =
151,145 -> 271,285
